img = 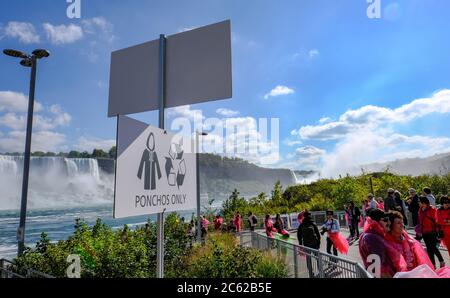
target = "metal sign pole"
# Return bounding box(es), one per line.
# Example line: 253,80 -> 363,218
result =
196,132 -> 201,242
156,34 -> 166,278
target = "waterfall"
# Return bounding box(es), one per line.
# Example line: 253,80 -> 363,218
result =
290,170 -> 300,185
0,155 -> 19,176
0,155 -> 113,211
64,158 -> 79,177
0,155 -> 102,180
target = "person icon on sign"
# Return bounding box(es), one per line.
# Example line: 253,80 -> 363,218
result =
137,132 -> 162,190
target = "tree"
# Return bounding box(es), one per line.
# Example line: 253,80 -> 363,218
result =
222,189 -> 247,218
68,151 -> 81,158
271,181 -> 284,207
92,149 -> 109,158
108,146 -> 117,159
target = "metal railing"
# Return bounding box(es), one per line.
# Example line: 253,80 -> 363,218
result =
239,231 -> 372,279
0,259 -> 55,279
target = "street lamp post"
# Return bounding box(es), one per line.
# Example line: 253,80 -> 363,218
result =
3,48 -> 50,256
196,131 -> 208,242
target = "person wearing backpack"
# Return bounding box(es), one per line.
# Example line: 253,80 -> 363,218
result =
248,212 -> 258,232
297,211 -> 321,278
418,196 -> 445,268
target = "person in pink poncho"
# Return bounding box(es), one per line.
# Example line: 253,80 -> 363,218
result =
384,211 -> 435,274
359,208 -> 397,278
264,214 -> 277,238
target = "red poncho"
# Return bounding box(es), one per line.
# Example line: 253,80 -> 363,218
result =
437,208 -> 450,253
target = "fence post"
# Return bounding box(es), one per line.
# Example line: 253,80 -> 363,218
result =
276,239 -> 281,257
293,246 -> 299,278
0,259 -> 4,278
317,252 -> 325,278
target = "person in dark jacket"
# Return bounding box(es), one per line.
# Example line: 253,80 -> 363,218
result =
406,188 -> 420,227
347,202 -> 361,239
297,212 -> 321,278
384,188 -> 397,212
393,191 -> 408,226
297,212 -> 321,248
274,214 -> 284,234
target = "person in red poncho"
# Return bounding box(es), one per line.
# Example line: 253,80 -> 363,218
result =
418,196 -> 445,268
384,211 -> 435,274
359,208 -> 396,278
213,215 -> 223,231
234,212 -> 242,233
437,196 -> 450,258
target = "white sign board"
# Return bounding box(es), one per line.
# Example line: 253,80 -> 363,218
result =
288,213 -> 298,229
114,116 -> 196,218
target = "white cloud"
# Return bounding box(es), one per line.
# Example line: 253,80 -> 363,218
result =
309,49 -> 320,59
167,105 -> 205,120
216,108 -> 239,117
283,139 -> 302,147
264,85 -> 295,100
200,117 -> 280,165
0,130 -> 66,152
320,129 -> 450,178
0,91 -> 43,113
319,117 -> 331,124
4,22 -> 40,44
43,23 -> 83,45
299,89 -> 450,140
280,145 -> 325,171
288,89 -> 450,176
0,93 -> 71,150
295,145 -> 326,158
81,17 -> 115,43
0,113 -> 26,130
0,111 -> 71,131
76,137 -> 116,152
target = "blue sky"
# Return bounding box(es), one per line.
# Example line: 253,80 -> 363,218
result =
1,0 -> 450,176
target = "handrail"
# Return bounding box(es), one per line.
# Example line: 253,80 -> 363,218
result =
0,258 -> 55,279
240,231 -> 372,278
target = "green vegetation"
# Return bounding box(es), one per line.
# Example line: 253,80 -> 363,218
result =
13,213 -> 287,278
221,171 -> 450,219
179,232 -> 287,278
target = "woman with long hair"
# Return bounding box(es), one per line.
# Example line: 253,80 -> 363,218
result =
384,211 -> 434,273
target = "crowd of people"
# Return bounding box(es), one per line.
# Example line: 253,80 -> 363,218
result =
186,186 -> 450,278
276,187 -> 449,278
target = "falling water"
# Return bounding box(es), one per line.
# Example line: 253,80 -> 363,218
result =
0,155 -> 113,211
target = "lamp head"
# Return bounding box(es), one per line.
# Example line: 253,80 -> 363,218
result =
3,49 -> 28,59
32,49 -> 50,59
20,58 -> 33,68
